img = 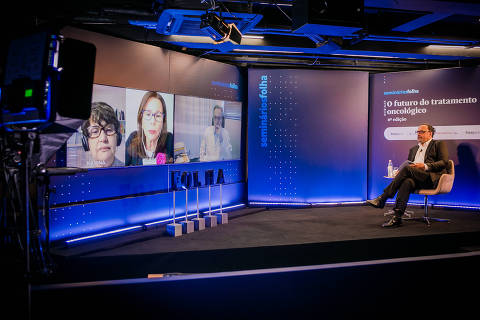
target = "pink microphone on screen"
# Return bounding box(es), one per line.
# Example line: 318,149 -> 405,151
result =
156,153 -> 166,165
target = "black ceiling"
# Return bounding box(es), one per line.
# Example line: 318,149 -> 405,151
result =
2,0 -> 480,73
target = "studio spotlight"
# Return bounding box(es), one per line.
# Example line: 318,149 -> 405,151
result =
200,11 -> 242,44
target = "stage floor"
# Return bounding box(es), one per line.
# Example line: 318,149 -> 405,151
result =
46,205 -> 480,284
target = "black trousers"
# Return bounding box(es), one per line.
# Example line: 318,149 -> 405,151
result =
383,166 -> 434,214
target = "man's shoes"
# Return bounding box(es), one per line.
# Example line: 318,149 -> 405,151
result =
366,196 -> 386,209
382,215 -> 402,228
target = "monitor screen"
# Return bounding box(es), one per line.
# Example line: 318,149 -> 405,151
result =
124,88 -> 174,166
66,85 -> 242,168
173,95 -> 242,163
66,84 -> 174,168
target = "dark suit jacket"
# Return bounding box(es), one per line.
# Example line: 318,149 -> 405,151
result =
407,139 -> 449,186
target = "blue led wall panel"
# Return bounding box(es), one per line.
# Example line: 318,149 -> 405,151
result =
168,160 -> 244,187
48,160 -> 244,242
50,165 -> 170,206
50,160 -> 244,206
369,66 -> 480,206
49,182 -> 244,242
248,69 -> 369,203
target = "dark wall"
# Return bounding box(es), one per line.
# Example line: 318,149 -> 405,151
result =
60,27 -> 243,101
31,254 -> 480,319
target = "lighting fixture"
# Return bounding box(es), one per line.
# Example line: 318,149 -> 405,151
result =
242,35 -> 264,39
200,11 -> 242,44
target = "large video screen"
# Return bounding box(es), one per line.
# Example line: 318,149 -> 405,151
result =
66,85 -> 242,168
173,95 -> 242,163
67,84 -> 127,168
124,88 -> 174,166
67,84 -> 174,168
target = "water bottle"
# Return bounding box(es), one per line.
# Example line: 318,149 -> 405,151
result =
387,160 -> 393,177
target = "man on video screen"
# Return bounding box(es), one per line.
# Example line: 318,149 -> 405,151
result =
200,105 -> 232,161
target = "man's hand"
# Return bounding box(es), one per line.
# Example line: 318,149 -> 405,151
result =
409,162 -> 426,170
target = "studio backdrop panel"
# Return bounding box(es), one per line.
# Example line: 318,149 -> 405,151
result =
248,69 -> 369,204
369,66 -> 480,207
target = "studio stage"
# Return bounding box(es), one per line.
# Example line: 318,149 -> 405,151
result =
12,204 -> 479,319
17,205 -> 480,319
46,204 -> 480,283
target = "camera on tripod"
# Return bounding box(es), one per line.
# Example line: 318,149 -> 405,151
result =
0,29 -> 96,278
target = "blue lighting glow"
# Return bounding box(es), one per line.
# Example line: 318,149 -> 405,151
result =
62,197 -> 479,245
65,225 -> 143,244
65,203 -> 246,244
248,69 -> 369,204
383,201 -> 480,211
251,200 -> 480,211
433,204 -> 480,210
248,201 -> 365,207
249,202 -> 311,206
385,201 -> 424,206
202,203 -> 246,214
155,9 -> 262,36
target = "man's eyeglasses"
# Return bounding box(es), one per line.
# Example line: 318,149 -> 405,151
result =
416,130 -> 429,134
87,125 -> 116,138
143,110 -> 164,122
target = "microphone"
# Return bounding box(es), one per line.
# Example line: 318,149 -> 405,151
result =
156,152 -> 166,165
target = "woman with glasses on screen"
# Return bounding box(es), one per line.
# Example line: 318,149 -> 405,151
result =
81,102 -> 124,168
125,91 -> 173,166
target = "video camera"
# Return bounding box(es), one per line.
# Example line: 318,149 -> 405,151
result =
1,30 -> 96,127
0,29 -> 96,279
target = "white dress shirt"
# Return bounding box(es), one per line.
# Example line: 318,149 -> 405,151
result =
200,126 -> 232,161
414,138 -> 432,171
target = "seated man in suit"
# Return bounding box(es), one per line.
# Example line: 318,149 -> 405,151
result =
367,123 -> 449,228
